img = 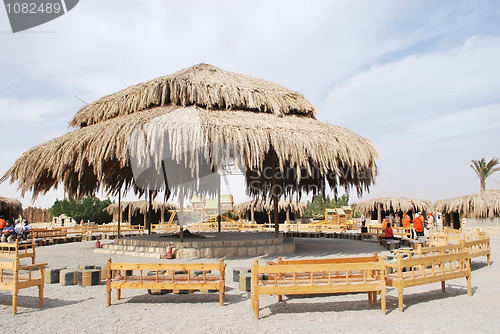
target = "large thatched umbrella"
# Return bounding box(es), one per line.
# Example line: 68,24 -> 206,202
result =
432,190 -> 500,228
2,63 -> 378,237
234,199 -> 306,224
105,201 -> 178,225
0,196 -> 23,220
354,197 -> 431,223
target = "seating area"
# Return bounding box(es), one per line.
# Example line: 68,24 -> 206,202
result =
0,240 -> 47,314
106,258 -> 226,307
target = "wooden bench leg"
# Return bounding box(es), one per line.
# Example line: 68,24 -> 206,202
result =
487,254 -> 491,266
441,281 -> 445,293
467,275 -> 472,296
12,293 -> 17,314
380,289 -> 386,314
117,288 -> 121,301
38,284 -> 44,308
278,294 -> 282,302
367,292 -> 373,306
398,288 -> 404,312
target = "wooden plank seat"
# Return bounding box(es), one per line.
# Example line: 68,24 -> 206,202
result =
0,240 -> 47,314
251,253 -> 386,319
106,258 -> 226,306
385,251 -> 472,312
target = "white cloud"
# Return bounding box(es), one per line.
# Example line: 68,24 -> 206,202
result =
1,1 -> 499,207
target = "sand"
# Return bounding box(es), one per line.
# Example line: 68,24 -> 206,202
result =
1,234 -> 499,333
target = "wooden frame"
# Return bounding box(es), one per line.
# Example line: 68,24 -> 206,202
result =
251,254 -> 386,319
0,240 -> 47,314
106,258 -> 226,306
385,251 -> 472,311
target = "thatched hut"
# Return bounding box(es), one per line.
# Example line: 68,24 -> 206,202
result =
432,190 -> 500,229
234,199 -> 306,224
354,197 -> 431,223
0,196 -> 22,220
2,63 -> 378,235
105,201 -> 178,226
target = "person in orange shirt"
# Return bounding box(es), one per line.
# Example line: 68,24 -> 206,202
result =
382,217 -> 390,228
413,213 -> 424,236
0,215 -> 6,230
402,214 -> 413,238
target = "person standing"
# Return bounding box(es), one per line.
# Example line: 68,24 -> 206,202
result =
436,212 -> 443,230
426,212 -> 435,230
413,213 -> 424,237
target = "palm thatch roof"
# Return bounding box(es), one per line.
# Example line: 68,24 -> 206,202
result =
354,197 -> 431,214
234,199 -> 306,216
2,63 -> 377,201
105,201 -> 178,215
0,196 -> 23,219
432,190 -> 500,218
70,63 -> 317,128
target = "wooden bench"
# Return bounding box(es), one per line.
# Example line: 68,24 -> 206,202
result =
361,225 -> 385,241
461,237 -> 490,266
251,253 -> 386,319
106,258 -> 226,306
0,240 -> 47,314
385,250 -> 472,311
31,228 -> 67,239
427,232 -> 491,265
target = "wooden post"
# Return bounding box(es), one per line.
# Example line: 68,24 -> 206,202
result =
147,191 -> 153,234
117,191 -> 121,239
272,154 -> 279,238
250,201 -> 255,224
217,173 -> 222,232
377,203 -> 382,224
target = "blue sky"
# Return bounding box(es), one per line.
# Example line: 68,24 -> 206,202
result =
0,0 -> 499,209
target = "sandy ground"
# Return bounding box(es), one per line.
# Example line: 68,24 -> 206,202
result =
1,233 -> 499,334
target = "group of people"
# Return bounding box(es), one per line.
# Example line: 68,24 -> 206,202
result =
0,215 -> 33,242
379,211 -> 441,240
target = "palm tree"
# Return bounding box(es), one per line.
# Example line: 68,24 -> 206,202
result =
470,158 -> 500,192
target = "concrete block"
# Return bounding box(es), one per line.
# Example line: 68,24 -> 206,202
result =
60,270 -> 77,286
45,268 -> 64,284
78,269 -> 101,286
148,289 -> 171,295
239,272 -> 252,291
233,267 -> 250,282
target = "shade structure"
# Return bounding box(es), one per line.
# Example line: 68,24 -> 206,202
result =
432,190 -> 500,218
2,63 -> 378,236
234,199 -> 306,217
354,197 -> 431,222
0,196 -> 22,219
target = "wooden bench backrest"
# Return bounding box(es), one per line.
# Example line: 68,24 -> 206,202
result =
272,253 -> 379,265
395,251 -> 470,271
255,256 -> 385,279
0,240 -> 36,263
108,259 -> 225,279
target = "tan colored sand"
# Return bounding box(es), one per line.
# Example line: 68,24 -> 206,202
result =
1,235 -> 498,333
